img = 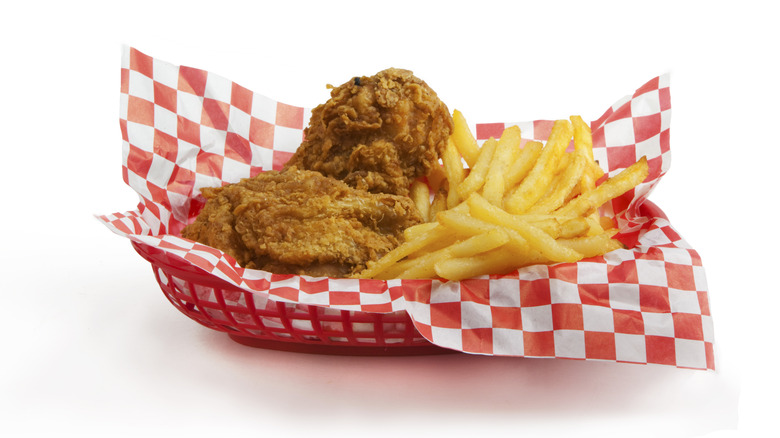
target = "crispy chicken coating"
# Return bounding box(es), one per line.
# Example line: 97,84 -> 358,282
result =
181,167 -> 423,277
284,68 -> 453,196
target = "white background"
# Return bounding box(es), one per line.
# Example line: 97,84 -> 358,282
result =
1,1 -> 776,436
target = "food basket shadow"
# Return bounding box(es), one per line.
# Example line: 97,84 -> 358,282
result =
132,241 -> 454,356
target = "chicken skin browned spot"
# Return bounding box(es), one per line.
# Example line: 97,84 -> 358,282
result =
284,68 -> 453,196
181,167 -> 423,278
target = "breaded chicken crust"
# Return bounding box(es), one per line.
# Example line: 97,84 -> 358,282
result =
284,68 -> 453,196
181,167 -> 423,277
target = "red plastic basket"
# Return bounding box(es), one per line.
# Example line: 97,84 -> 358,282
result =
132,241 -> 453,355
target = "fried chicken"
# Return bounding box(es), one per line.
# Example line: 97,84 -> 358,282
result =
284,68 -> 453,196
181,167 -> 423,277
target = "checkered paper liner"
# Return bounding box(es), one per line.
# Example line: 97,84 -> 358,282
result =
98,47 -> 714,369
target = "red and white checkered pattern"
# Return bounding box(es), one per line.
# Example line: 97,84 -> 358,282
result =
98,47 -> 714,369
117,46 -> 310,237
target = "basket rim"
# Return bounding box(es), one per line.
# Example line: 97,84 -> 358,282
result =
134,240 -> 451,353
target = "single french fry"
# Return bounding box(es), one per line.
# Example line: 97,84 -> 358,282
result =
592,162 -> 605,180
557,231 -> 623,258
452,109 -> 480,167
554,150 -> 573,175
436,209 -> 488,234
555,156 -> 649,218
578,164 -> 596,196
570,115 -> 595,162
442,137 -> 466,209
545,157 -> 571,199
482,125 -> 522,205
570,114 -> 603,195
429,185 -> 448,222
410,179 -> 431,220
505,141 -> 543,188
570,115 -> 604,188
560,216 -> 591,238
467,193 -> 583,263
504,120 -> 574,214
457,137 -> 498,201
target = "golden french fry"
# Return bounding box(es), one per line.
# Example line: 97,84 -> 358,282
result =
436,210 -> 491,235
555,156 -> 649,218
434,247 -> 526,281
557,231 -> 623,258
504,120 -> 573,214
482,125 -> 522,205
505,141 -> 543,188
560,216 -> 591,238
467,193 -> 583,263
429,185 -> 448,222
457,137 -> 498,201
448,229 -> 510,257
570,115 -> 604,185
577,164 -> 596,196
452,109 -> 480,167
591,162 -> 605,180
410,180 -> 431,220
553,150 -> 573,175
442,137 -> 466,209
570,115 -> 594,162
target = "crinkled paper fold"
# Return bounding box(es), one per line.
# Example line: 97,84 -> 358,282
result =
99,47 -> 714,369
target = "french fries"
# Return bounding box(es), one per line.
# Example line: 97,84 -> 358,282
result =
356,111 -> 649,281
410,180 -> 431,220
452,109 -> 480,167
482,126 -> 522,205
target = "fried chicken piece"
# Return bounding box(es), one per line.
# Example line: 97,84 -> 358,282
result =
284,68 -> 453,196
181,167 -> 423,277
